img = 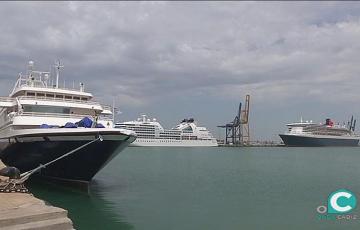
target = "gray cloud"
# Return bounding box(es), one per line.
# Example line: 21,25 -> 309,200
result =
1,2 -> 360,139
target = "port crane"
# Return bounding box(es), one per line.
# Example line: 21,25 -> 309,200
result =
218,95 -> 250,145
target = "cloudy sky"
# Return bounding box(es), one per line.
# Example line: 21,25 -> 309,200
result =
1,1 -> 360,140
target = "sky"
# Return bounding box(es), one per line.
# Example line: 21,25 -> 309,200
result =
1,1 -> 360,141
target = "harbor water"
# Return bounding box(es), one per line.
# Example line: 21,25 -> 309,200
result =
29,147 -> 360,230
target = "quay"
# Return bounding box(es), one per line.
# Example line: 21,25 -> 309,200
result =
217,140 -> 284,147
219,144 -> 284,147
0,160 -> 74,230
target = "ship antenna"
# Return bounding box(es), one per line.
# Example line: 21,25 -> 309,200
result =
54,60 -> 64,88
350,115 -> 354,131
353,119 -> 356,132
112,98 -> 115,125
28,61 -> 34,74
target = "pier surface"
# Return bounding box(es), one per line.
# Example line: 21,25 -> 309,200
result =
0,160 -> 74,230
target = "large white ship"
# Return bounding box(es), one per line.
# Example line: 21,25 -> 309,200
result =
0,61 -> 136,184
115,115 -> 218,147
279,118 -> 359,146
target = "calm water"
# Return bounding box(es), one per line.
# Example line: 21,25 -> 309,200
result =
29,147 -> 360,230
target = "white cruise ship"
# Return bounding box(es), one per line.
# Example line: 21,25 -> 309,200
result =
115,115 -> 218,147
0,61 -> 136,184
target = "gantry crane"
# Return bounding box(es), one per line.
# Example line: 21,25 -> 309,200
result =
218,95 -> 250,146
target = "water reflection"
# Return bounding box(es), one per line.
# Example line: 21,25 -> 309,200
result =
28,179 -> 134,230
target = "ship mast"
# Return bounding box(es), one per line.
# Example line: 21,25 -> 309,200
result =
54,60 -> 64,88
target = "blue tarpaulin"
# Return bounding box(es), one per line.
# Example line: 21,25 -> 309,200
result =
76,117 -> 93,128
40,124 -> 51,128
64,122 -> 78,128
40,117 -> 105,129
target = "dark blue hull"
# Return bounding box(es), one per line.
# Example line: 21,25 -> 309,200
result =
279,134 -> 359,147
0,135 -> 133,183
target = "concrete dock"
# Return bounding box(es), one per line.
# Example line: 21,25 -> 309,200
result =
0,161 -> 74,230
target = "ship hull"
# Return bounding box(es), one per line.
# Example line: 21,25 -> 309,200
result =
279,134 -> 359,147
0,129 -> 136,183
131,138 -> 218,147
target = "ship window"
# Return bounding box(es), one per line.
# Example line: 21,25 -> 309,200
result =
23,105 -> 70,114
65,96 -> 72,100
37,93 -> 45,97
27,92 -> 35,96
46,94 -> 54,98
81,97 -> 88,101
183,126 -> 193,132
56,95 -> 64,99
74,97 -> 80,100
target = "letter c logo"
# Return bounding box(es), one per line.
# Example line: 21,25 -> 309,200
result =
328,189 -> 357,214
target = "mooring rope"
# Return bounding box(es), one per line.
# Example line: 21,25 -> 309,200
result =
0,135 -> 103,193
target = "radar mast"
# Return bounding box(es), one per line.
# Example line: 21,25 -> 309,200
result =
54,60 -> 64,88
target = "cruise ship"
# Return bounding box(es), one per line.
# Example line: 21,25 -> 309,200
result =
115,115 -> 218,147
279,118 -> 359,146
0,61 -> 136,184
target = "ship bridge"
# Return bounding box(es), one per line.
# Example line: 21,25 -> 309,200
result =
10,61 -> 93,100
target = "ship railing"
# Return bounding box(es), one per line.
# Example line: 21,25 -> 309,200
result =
18,96 -> 114,113
18,96 -> 113,111
19,112 -> 90,119
12,75 -> 84,94
99,114 -> 113,120
18,96 -> 100,106
0,97 -> 16,109
0,97 -> 16,103
17,112 -> 113,121
101,105 -> 113,112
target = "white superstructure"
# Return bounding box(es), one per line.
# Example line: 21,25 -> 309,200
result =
0,61 -> 116,135
115,115 -> 218,147
284,118 -> 356,137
